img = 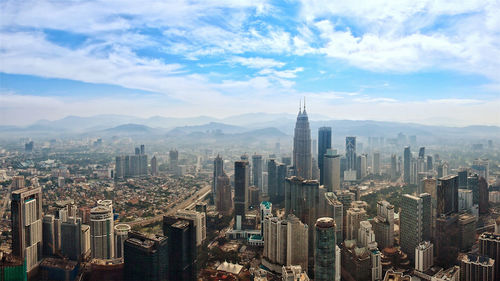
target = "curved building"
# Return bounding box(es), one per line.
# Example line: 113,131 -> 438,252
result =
315,217 -> 336,281
114,224 -> 131,259
90,205 -> 114,259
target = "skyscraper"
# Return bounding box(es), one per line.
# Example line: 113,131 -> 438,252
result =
150,155 -> 158,176
252,154 -> 263,191
459,254 -> 495,281
11,186 -> 43,274
479,232 -> 500,278
60,216 -> 82,261
90,202 -> 114,259
318,127 -> 332,185
123,231 -> 168,281
163,218 -> 196,281
323,149 -> 340,192
42,215 -> 56,257
320,192 -> 343,243
213,154 -> 223,198
267,159 -> 278,203
345,137 -> 357,172
404,146 -> 411,184
215,173 -> 233,215
234,160 -> 249,230
114,224 -> 131,259
437,175 -> 459,216
415,241 -> 433,272
390,154 -> 397,180
373,200 -> 394,250
478,177 -> 489,214
346,207 -> 367,241
293,103 -> 312,179
400,193 -> 431,260
373,151 -> 380,175
314,217 -> 336,281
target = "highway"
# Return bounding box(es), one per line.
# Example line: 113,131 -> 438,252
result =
127,184 -> 211,227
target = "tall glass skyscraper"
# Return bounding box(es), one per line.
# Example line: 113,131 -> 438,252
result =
314,217 -> 336,281
404,146 -> 411,184
345,137 -> 356,172
318,127 -> 332,184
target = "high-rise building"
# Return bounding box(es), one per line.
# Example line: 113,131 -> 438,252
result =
404,146 -> 411,184
458,189 -> 473,211
252,154 -> 263,191
320,192 -> 343,243
123,231 -> 168,281
114,224 -> 131,259
346,207 -> 367,241
215,173 -> 233,215
287,215 -> 309,270
11,176 -> 25,190
472,159 -> 489,180
373,200 -> 394,250
115,147 -> 148,179
90,201 -> 114,259
169,149 -> 178,173
282,265 -> 310,281
478,232 -> 500,279
176,209 -> 206,246
458,169 -> 468,188
293,104 -> 312,179
318,127 -> 332,185
373,152 -> 380,175
437,175 -> 459,216
426,155 -> 433,171
400,193 -> 431,261
150,156 -> 158,176
314,218 -> 336,281
213,154 -> 224,197
345,137 -> 357,173
358,220 -> 376,248
42,215 -> 56,257
478,177 -> 489,214
60,216 -> 82,261
415,241 -> 433,272
11,186 -> 43,274
323,149 -> 340,192
458,213 -> 476,251
234,160 -> 249,230
268,159 -> 278,203
276,163 -> 287,202
163,217 -> 196,281
467,174 -> 479,204
459,254 -> 495,281
390,154 -> 398,180
260,201 -> 272,236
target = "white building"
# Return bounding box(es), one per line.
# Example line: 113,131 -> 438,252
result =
176,209 -> 206,246
415,241 -> 434,272
358,220 -> 376,248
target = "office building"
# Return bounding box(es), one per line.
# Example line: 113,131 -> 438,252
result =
415,241 -> 433,272
400,193 -> 431,260
346,207 -> 367,241
314,217 -> 336,281
437,175 -> 459,216
234,160 -> 249,230
169,149 -> 178,173
458,189 -> 473,211
90,202 -> 114,259
260,201 -> 272,236
373,200 -> 394,250
478,177 -> 489,214
472,159 -> 489,180
345,137 -> 357,174
252,154 -> 263,191
81,224 -> 90,259
479,232 -> 500,278
60,216 -> 82,261
458,169 -> 468,188
215,173 -> 233,215
459,254 -> 495,281
458,213 -> 476,251
358,220 -> 376,248
320,192 -> 343,243
318,127 -> 332,185
163,217 -> 196,281
373,152 -> 380,175
151,156 -> 158,176
11,186 -> 43,274
390,154 -> 398,180
404,146 -> 411,184
276,163 -> 287,202
43,215 -> 56,256
268,159 -> 278,203
114,224 -> 131,259
293,103 -> 312,179
213,154 -> 224,197
115,146 -> 148,179
323,149 -> 340,192
176,209 -> 206,246
123,231 -> 168,281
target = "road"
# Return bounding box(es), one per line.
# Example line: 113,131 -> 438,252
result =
127,184 -> 211,227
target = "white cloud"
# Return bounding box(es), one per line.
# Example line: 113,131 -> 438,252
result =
229,56 -> 285,69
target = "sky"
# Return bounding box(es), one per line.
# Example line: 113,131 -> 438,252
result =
1,0 -> 499,126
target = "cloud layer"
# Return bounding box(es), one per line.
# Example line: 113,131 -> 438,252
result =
1,0 -> 499,126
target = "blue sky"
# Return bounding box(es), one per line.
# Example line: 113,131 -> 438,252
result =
1,0 -> 499,126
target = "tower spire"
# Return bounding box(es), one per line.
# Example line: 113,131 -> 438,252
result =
299,99 -> 302,114
304,96 -> 306,111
